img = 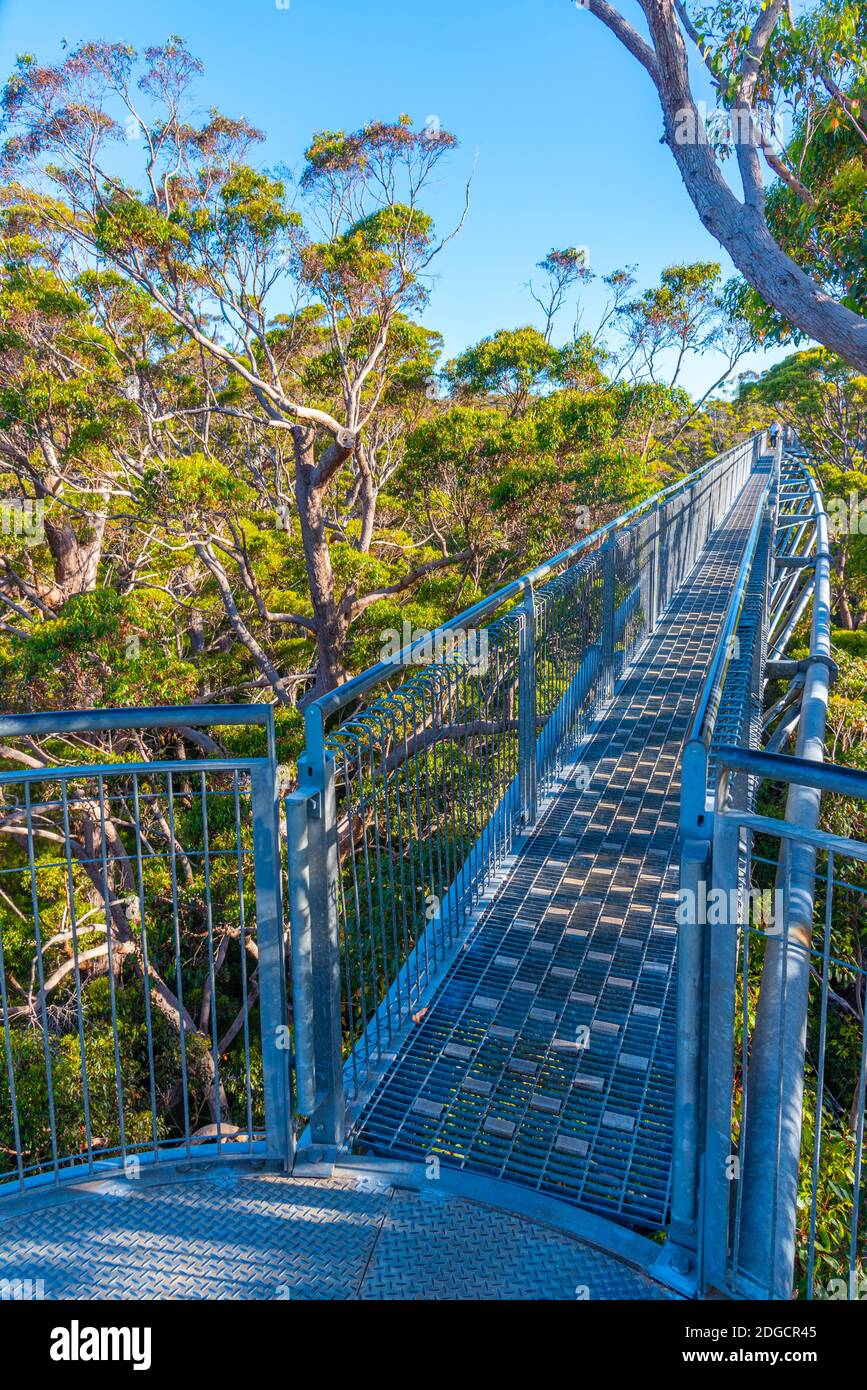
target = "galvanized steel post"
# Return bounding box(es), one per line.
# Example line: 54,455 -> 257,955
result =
297,712 -> 346,1154
250,756 -> 294,1168
601,537 -> 617,693
517,581 -> 538,826
701,803 -> 745,1295
284,788 -> 316,1115
668,834 -> 710,1275
649,510 -> 661,633
738,454 -> 833,1297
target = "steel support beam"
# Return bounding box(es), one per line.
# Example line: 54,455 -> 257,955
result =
297,746 -> 345,1155
251,762 -> 294,1169
601,537 -> 617,692
737,458 -> 833,1297
668,837 -> 710,1273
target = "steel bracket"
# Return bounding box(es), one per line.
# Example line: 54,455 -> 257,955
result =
806,652 -> 839,686
776,552 -> 830,570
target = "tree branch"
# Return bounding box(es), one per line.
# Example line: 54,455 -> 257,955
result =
347,548 -> 474,617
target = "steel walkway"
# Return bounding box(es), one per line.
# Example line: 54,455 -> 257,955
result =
7,436 -> 859,1301
0,1167 -> 675,1300
350,470 -> 770,1229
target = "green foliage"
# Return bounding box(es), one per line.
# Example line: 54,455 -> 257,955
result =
0,38 -> 771,1194
219,166 -> 298,240
95,197 -> 190,259
708,0 -> 867,344
753,633 -> 867,1295
445,326 -> 562,414
741,349 -> 867,624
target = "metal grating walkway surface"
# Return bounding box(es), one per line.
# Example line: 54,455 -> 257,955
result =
352,468 -> 770,1229
0,1167 -> 676,1300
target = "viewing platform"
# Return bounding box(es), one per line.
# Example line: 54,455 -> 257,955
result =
2,437 -> 864,1302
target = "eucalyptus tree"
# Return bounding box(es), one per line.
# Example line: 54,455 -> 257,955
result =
528,246 -> 592,343
610,261 -> 753,452
575,0 -> 867,369
0,215 -> 273,708
0,242 -> 264,1133
444,326 -> 563,418
741,349 -> 867,474
1,38 -> 471,697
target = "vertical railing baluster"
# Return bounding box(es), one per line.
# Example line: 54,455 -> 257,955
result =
199,771 -> 223,1145
250,758 -> 293,1167
130,772 -> 158,1163
0,820 -> 24,1188
231,769 -> 255,1153
166,770 -> 192,1158
601,537 -> 616,698
296,725 -> 345,1155
60,778 -> 95,1174
94,774 -> 126,1174
517,581 -> 537,827
285,785 -> 315,1115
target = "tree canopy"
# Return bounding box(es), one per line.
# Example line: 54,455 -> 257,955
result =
580,0 -> 867,370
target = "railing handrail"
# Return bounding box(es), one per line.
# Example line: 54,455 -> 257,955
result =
679,435 -> 845,1301
678,445 -> 831,836
0,703 -> 278,769
0,755 -> 272,787
714,744 -> 867,800
687,454 -> 777,751
306,433 -> 764,728
715,806 -> 867,868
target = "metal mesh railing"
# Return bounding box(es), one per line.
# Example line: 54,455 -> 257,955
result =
667,433 -> 867,1302
327,619 -> 523,1102
0,707 -> 290,1196
287,434 -> 763,1144
705,754 -> 867,1301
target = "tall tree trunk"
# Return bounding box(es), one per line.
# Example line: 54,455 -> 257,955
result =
42,510 -> 107,607
644,0 -> 867,371
293,427 -> 350,699
835,542 -> 853,629
590,0 -> 867,371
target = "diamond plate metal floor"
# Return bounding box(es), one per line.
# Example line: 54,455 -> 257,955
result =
352,470 -> 770,1229
0,1168 -> 675,1299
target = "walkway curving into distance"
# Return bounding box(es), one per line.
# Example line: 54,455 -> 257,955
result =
0,455 -> 781,1301
351,465 -> 771,1231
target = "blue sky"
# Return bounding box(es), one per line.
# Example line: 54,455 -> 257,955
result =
0,0 -> 791,394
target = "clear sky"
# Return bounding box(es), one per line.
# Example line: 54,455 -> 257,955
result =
0,0 -> 791,395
